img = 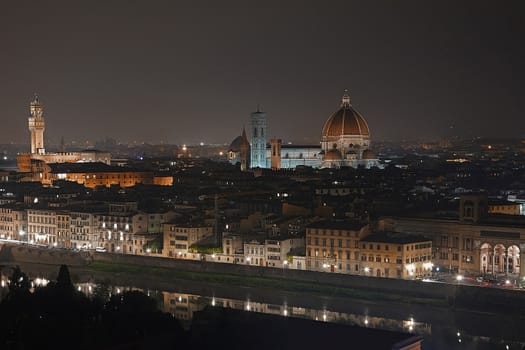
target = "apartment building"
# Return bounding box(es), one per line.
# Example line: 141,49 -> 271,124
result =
359,232 -> 433,279
306,220 -> 369,274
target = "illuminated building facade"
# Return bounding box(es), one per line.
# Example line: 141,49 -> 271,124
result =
70,211 -> 97,250
97,204 -> 177,254
27,209 -> 58,245
244,240 -> 265,266
488,201 -> 522,216
239,237 -> 304,268
380,194 -> 525,278
56,212 -> 71,248
382,216 -> 525,278
359,233 -> 433,279
163,222 -> 213,258
250,107 -> 267,169
306,221 -> 370,274
0,206 -> 26,241
230,91 -> 380,170
306,221 -> 432,279
33,162 -> 155,188
264,238 -> 304,268
17,95 -> 111,173
320,91 -> 379,168
28,95 -> 45,155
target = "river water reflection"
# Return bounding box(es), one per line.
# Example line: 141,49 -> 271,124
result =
75,282 -> 523,350
1,270 -> 524,350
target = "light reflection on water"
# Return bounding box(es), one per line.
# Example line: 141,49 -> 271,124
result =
2,276 -> 524,349
51,282 -> 525,350
75,281 -> 429,335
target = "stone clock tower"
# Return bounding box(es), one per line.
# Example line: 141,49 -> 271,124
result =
28,94 -> 45,155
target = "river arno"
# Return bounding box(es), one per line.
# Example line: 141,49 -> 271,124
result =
2,262 -> 524,350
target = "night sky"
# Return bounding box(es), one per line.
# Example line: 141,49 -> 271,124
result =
1,0 -> 523,145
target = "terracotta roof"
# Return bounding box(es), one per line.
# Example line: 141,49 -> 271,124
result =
48,162 -> 144,173
324,149 -> 342,160
306,220 -> 367,230
322,93 -> 370,137
229,135 -> 245,151
362,149 -> 377,159
361,232 -> 431,244
229,128 -> 250,151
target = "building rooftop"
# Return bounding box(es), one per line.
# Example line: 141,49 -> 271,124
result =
278,144 -> 321,149
48,162 -> 147,173
165,220 -> 211,227
488,200 -> 520,206
386,213 -> 525,230
361,231 -> 431,244
306,220 -> 367,231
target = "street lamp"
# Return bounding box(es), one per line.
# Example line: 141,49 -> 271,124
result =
18,230 -> 26,243
493,246 -> 497,275
503,252 -> 507,275
456,274 -> 463,285
449,248 -> 452,273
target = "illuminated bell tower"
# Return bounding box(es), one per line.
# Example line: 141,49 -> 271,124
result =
28,94 -> 45,154
250,105 -> 267,168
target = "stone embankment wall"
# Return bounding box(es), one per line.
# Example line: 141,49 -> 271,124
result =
0,243 -> 90,267
91,252 -> 525,312
2,243 -> 525,313
92,251 -> 455,299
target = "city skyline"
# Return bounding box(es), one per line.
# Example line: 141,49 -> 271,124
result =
1,1 -> 523,145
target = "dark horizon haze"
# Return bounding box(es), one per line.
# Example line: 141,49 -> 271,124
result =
1,0 -> 523,146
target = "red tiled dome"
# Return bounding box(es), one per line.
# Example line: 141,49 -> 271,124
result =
322,92 -> 369,137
